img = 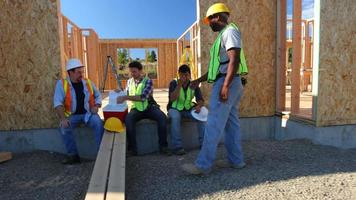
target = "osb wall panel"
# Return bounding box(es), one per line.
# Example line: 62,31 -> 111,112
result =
317,0 -> 356,126
99,40 -> 177,90
199,0 -> 276,117
0,0 -> 61,130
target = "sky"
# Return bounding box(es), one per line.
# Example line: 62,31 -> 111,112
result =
287,0 -> 315,19
61,0 -> 314,58
61,0 -> 197,39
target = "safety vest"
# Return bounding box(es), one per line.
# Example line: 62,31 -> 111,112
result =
207,23 -> 248,83
62,78 -> 95,117
171,80 -> 195,111
129,77 -> 149,111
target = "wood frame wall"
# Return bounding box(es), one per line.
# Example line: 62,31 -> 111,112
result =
277,0 -> 315,120
59,15 -> 101,86
99,39 -> 177,90
176,21 -> 200,80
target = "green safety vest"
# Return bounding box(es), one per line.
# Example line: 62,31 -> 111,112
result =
171,80 -> 195,111
129,76 -> 149,111
207,23 -> 248,83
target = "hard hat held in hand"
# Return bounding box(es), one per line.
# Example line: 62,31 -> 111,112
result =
204,3 -> 230,24
66,58 -> 84,71
104,117 -> 125,133
191,106 -> 209,122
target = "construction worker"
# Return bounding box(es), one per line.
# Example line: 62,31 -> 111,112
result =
53,58 -> 104,165
116,61 -> 170,156
168,64 -> 206,155
182,3 -> 248,174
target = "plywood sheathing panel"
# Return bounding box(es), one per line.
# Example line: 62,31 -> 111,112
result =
99,39 -> 177,89
316,0 -> 356,126
199,0 -> 276,117
0,0 -> 61,130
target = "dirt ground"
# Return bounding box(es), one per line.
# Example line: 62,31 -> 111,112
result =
1,139 -> 356,200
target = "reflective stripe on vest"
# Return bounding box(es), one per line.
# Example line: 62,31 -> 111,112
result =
207,23 -> 248,83
171,80 -> 195,111
129,77 -> 149,111
62,78 -> 95,117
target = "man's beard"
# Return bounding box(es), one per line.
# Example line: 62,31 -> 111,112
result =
210,23 -> 219,32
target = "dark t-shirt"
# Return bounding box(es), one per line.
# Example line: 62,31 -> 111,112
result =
167,80 -> 203,111
71,81 -> 86,115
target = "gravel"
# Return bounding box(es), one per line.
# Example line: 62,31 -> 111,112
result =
0,151 -> 94,200
126,139 -> 356,200
1,139 -> 356,200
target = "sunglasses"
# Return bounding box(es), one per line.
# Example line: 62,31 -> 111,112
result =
208,14 -> 219,20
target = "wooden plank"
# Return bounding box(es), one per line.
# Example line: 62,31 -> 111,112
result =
291,0 -> 302,113
85,131 -> 115,200
106,132 -> 126,200
276,0 -> 287,111
0,152 -> 12,163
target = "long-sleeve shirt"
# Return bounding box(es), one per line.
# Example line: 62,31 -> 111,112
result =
125,77 -> 153,100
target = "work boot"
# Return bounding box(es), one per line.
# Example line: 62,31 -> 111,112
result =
182,163 -> 211,175
172,147 -> 186,155
159,146 -> 172,156
215,159 -> 246,169
62,155 -> 81,165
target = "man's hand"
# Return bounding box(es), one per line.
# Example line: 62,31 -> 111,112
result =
117,95 -> 127,104
90,106 -> 99,114
190,79 -> 200,89
60,118 -> 70,128
194,104 -> 202,113
177,78 -> 183,86
220,85 -> 229,102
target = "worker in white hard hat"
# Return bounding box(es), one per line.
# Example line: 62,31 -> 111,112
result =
53,58 -> 104,164
182,3 -> 249,175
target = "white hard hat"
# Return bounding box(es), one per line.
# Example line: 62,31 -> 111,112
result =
66,58 -> 84,71
191,106 -> 209,122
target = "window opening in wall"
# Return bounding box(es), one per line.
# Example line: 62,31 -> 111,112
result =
278,0 -> 316,121
117,48 -> 158,80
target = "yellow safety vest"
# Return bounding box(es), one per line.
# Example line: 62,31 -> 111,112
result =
171,80 -> 195,111
129,77 -> 149,111
208,23 -> 248,83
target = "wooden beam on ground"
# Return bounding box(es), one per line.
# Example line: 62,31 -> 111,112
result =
106,132 -> 126,200
85,131 -> 115,200
0,152 -> 12,163
291,0 -> 302,113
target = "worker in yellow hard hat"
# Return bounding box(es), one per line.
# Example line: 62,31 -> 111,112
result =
182,3 -> 248,175
104,117 -> 125,133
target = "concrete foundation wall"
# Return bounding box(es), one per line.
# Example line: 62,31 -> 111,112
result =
199,0 -> 277,117
317,0 -> 356,126
0,0 -> 61,130
0,127 -> 98,159
3,117 -> 355,156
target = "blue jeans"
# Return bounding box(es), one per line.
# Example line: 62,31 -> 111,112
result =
60,114 -> 104,156
195,76 -> 244,170
168,108 -> 206,149
125,105 -> 168,152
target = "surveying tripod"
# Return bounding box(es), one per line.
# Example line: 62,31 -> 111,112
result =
100,56 -> 123,92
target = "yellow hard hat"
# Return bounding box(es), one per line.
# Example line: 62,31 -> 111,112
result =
104,117 -> 125,133
203,3 -> 230,25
